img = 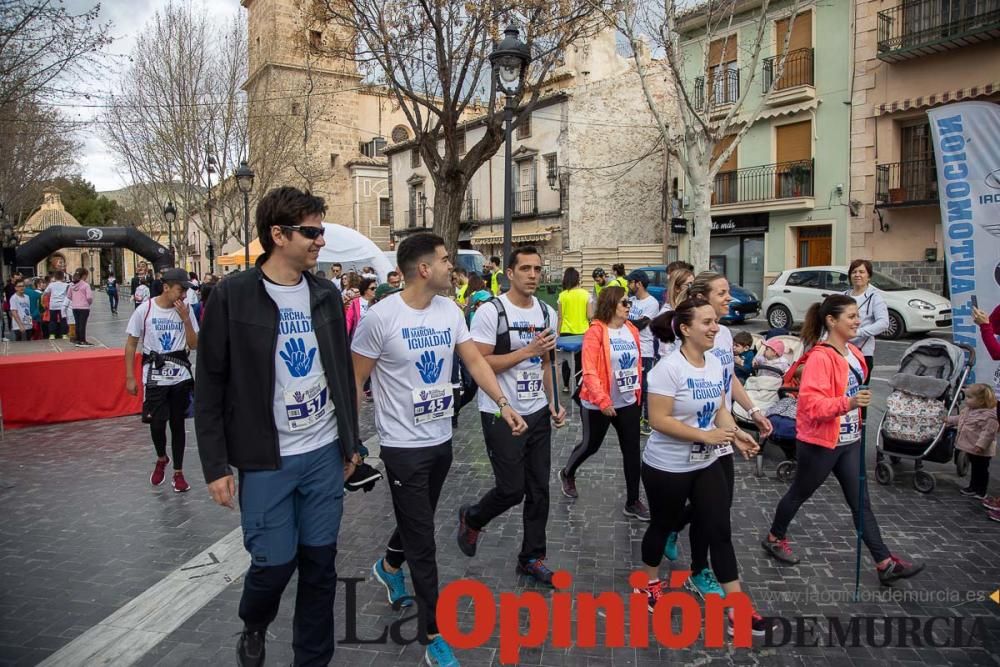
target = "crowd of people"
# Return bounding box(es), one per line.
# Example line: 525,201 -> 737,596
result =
4,182 -> 978,666
3,268 -> 98,345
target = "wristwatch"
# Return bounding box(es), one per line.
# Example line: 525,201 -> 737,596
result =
496,397 -> 510,409
748,406 -> 762,416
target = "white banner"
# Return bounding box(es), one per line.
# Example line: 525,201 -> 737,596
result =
927,102 -> 1000,392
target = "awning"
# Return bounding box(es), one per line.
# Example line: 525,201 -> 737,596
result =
217,239 -> 263,266
757,99 -> 818,120
471,229 -> 553,245
873,81 -> 999,116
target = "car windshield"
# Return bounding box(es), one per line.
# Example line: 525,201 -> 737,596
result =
870,272 -> 909,291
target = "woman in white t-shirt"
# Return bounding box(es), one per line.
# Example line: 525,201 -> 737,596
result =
637,296 -> 769,635
655,268 -> 693,359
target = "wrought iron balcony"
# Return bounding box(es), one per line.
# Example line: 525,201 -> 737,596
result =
877,0 -> 1000,62
692,69 -> 741,111
513,188 -> 537,216
462,198 -> 478,222
763,48 -> 814,91
876,159 -> 939,207
711,159 -> 814,207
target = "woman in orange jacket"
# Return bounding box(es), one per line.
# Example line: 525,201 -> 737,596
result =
762,294 -> 924,585
558,285 -> 648,520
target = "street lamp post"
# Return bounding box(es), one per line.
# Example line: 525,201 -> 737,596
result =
235,160 -> 255,270
206,150 -> 217,273
163,201 -> 177,263
489,25 -> 531,270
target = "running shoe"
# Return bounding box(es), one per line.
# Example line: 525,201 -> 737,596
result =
640,418 -> 652,436
960,487 -> 982,498
983,496 -> 1000,512
236,628 -> 265,667
558,469 -> 578,499
424,635 -> 459,667
877,555 -> 924,585
372,558 -> 414,608
987,509 -> 1000,522
663,531 -> 679,561
633,579 -> 668,613
686,568 -> 724,599
727,609 -> 773,638
172,472 -> 190,493
456,505 -> 481,557
150,457 -> 169,486
761,536 -> 800,564
517,558 -> 554,586
623,500 -> 650,521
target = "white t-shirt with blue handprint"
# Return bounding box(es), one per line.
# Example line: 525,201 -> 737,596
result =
628,295 -> 659,359
264,278 -> 338,457
352,292 -> 471,449
582,325 -> 639,410
644,348 -> 726,472
126,300 -> 199,387
710,325 -> 735,409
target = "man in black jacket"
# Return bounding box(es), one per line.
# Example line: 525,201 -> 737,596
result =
195,186 -> 359,667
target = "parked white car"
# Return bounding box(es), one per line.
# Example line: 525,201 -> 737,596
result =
763,266 -> 952,339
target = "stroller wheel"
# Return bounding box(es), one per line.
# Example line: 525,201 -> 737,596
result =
955,451 -> 970,477
776,460 -> 796,483
875,461 -> 894,486
913,470 -> 936,494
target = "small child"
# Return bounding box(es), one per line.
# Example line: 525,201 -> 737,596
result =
946,384 -> 998,515
733,331 -> 756,382
753,338 -> 790,374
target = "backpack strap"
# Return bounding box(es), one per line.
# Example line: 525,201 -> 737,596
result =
489,297 -> 512,355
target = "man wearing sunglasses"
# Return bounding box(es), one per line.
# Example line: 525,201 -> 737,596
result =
195,186 -> 359,667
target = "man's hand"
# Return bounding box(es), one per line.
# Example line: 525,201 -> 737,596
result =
973,306 -> 989,325
344,453 -> 361,480
208,475 -> 236,509
752,410 -> 773,438
550,403 -> 567,428
501,405 -> 528,436
126,376 -> 138,396
523,328 -> 557,357
174,299 -> 191,322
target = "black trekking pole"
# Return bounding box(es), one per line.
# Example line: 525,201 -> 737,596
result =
549,345 -> 561,423
853,384 -> 869,602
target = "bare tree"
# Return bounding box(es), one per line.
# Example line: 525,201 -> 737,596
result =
596,0 -> 801,269
0,0 -> 112,109
318,0 -> 599,251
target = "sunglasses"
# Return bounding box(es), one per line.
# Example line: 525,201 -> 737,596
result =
280,225 -> 325,240
619,298 -> 631,307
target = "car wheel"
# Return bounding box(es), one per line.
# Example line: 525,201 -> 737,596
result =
767,304 -> 792,330
881,310 -> 905,340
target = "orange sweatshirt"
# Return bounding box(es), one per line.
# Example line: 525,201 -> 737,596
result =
796,342 -> 867,449
579,320 -> 643,411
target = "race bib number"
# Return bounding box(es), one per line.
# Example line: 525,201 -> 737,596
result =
147,361 -> 184,386
412,385 -> 454,425
515,369 -> 545,401
689,442 -> 731,463
840,409 -> 861,444
615,367 -> 639,392
284,378 -> 331,432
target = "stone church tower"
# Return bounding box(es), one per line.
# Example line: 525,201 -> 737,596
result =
241,0 -> 411,238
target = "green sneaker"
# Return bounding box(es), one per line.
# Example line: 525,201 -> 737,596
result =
686,567 -> 724,599
663,531 -> 679,561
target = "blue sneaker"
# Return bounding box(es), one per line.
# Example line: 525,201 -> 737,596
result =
372,558 -> 414,608
686,567 -> 724,599
663,531 -> 679,561
424,635 -> 459,666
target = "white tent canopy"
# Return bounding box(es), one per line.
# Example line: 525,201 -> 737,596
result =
316,223 -> 394,281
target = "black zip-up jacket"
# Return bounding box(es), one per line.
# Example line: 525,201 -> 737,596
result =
194,264 -> 358,483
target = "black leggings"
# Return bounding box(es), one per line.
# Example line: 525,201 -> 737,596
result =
150,382 -> 190,469
563,403 -> 641,504
770,439 -> 891,563
72,308 -> 89,343
641,460 -> 739,583
686,454 -> 734,573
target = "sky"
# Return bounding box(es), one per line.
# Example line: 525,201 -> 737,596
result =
62,0 -> 243,193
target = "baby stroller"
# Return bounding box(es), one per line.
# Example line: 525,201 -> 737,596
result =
875,339 -> 976,494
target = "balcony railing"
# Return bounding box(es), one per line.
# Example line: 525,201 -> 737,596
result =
513,188 -> 537,216
876,159 -> 939,206
693,69 -> 741,110
462,199 -> 478,222
763,48 -> 814,91
877,0 -> 1000,61
406,208 -> 427,229
711,159 -> 814,206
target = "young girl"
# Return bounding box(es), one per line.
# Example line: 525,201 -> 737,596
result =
948,384 -> 998,502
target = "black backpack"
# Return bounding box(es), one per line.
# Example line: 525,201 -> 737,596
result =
488,296 -> 551,355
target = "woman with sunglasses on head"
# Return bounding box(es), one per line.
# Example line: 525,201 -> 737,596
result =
558,285 -> 649,520
637,298 -> 769,635
761,294 -> 923,585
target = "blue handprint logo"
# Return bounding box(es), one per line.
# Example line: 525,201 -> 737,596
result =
696,402 -> 715,429
415,350 -> 444,384
722,367 -> 732,395
158,331 -> 176,350
619,351 -> 636,371
279,338 -> 317,378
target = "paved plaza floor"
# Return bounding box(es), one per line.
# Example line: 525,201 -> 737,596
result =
1,294 -> 998,666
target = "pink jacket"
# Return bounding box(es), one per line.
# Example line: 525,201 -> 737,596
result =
68,280 -> 93,309
796,342 -> 867,449
978,322 -> 1000,361
345,297 -> 363,336
946,407 -> 998,458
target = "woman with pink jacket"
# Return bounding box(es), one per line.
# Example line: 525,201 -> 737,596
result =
761,294 -> 923,585
68,267 -> 94,346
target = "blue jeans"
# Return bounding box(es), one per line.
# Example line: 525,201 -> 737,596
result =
238,442 -> 345,665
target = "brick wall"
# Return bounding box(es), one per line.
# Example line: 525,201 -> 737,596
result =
872,260 -> 945,295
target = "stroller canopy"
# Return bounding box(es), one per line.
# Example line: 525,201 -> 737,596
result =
896,339 -> 967,386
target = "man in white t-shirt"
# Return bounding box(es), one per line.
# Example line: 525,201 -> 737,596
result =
352,232 -> 526,667
627,270 -> 660,435
125,267 -> 199,494
8,279 -> 32,341
195,187 -> 361,667
457,246 -> 566,587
